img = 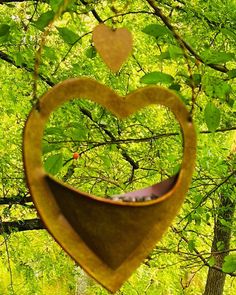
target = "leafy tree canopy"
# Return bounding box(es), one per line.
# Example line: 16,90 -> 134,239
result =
0,0 -> 235,294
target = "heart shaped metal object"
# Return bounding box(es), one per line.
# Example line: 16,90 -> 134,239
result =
92,24 -> 133,72
23,78 -> 196,293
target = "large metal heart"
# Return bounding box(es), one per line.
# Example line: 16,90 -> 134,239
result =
23,78 -> 196,293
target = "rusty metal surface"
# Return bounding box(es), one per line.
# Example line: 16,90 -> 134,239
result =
23,78 -> 196,293
93,24 -> 133,72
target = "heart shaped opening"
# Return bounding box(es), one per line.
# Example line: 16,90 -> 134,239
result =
42,99 -> 183,202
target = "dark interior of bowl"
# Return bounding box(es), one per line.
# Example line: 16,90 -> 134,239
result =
112,173 -> 179,202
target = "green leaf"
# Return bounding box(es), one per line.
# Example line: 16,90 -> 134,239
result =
216,241 -> 225,251
172,164 -> 180,174
204,51 -> 235,64
186,74 -> 202,87
188,240 -> 196,252
109,144 -> 118,152
179,94 -> 189,105
57,27 -> 79,45
202,76 -> 231,99
194,214 -> 201,225
42,143 -> 61,154
49,0 -> 65,12
158,51 -> 171,60
68,127 -> 87,140
169,83 -> 181,91
0,24 -> 10,37
222,255 -> 236,273
227,98 -> 235,108
44,154 -> 63,175
140,71 -> 174,85
168,45 -> 183,59
176,71 -> 188,79
34,11 -> 55,31
85,46 -> 96,59
219,218 -> 231,228
44,46 -> 57,61
100,155 -> 111,168
192,74 -> 202,86
216,81 -> 231,99
5,3 -> 15,8
45,127 -> 64,136
14,52 -> 23,66
221,28 -> 236,40
228,69 -> 236,79
233,101 -> 236,112
142,24 -> 171,38
204,102 -> 221,132
208,256 -> 215,267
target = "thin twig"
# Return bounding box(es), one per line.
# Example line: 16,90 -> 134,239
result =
179,170 -> 236,223
0,218 -> 14,292
4,235 -> 14,292
172,226 -> 236,277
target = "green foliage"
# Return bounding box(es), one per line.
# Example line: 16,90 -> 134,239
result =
216,241 -> 225,251
204,102 -> 221,132
140,71 -> 174,84
222,255 -> 236,273
228,69 -> 236,79
208,256 -> 216,267
192,74 -> 202,87
202,51 -> 235,64
0,0 -> 235,294
57,27 -> 79,45
86,46 -> 97,58
45,154 -> 63,175
0,24 -> 10,37
142,24 -> 171,38
168,44 -> 184,59
34,11 -> 55,31
49,0 -> 65,12
188,239 -> 196,252
202,76 -> 231,100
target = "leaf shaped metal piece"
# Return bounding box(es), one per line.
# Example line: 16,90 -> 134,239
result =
93,24 -> 133,72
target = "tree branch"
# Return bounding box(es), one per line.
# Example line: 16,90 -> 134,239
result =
0,218 -> 44,234
0,0 -> 34,3
79,0 -> 103,23
179,170 -> 236,223
0,50 -> 54,87
145,0 -> 229,73
172,226 -> 236,277
200,127 -> 236,134
103,10 -> 154,22
79,107 -> 139,170
0,195 -> 32,206
45,126 -> 236,147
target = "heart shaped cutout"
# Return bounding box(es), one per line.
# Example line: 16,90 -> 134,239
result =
23,78 -> 196,293
92,24 -> 133,72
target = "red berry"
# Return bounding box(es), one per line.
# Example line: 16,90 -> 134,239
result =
73,152 -> 80,160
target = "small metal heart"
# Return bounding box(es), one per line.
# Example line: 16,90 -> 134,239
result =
93,24 -> 133,72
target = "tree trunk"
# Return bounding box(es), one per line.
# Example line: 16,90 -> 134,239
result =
203,194 -> 235,295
